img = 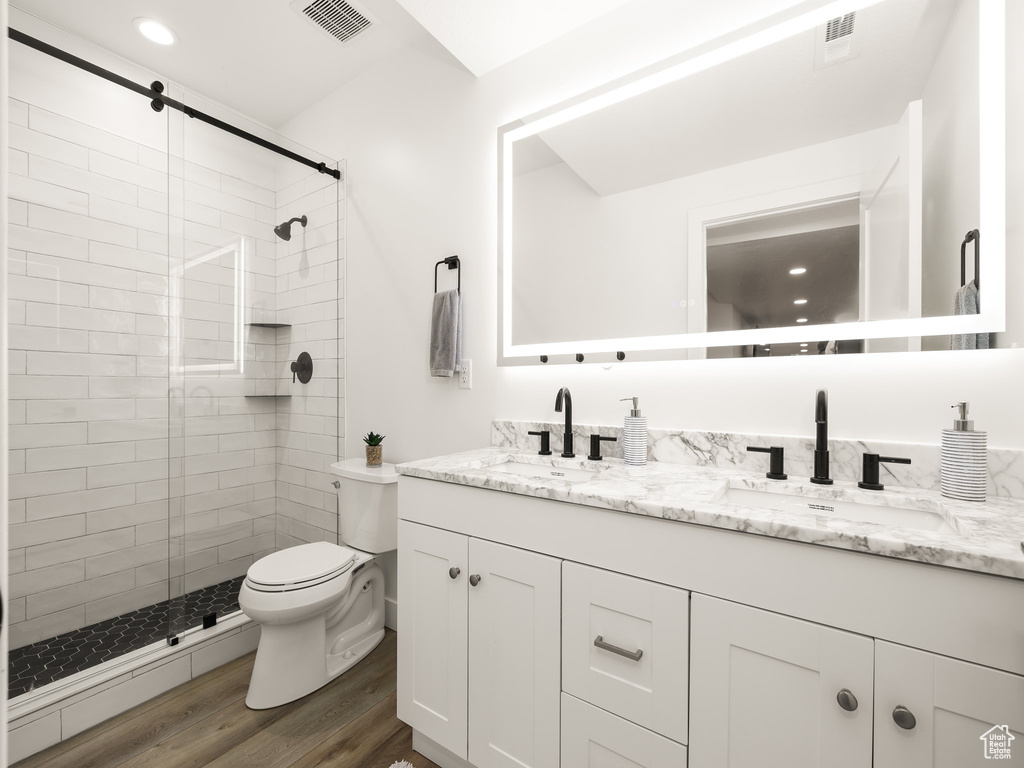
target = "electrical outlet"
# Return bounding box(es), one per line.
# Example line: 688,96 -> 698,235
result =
459,359 -> 473,389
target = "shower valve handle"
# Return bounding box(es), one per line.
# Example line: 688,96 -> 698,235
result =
291,352 -> 313,384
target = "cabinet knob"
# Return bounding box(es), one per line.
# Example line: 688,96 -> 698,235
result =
469,574 -> 482,587
892,705 -> 917,730
448,567 -> 461,580
331,480 -> 341,489
836,689 -> 858,712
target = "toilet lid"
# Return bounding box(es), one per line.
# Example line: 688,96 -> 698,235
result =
247,542 -> 358,589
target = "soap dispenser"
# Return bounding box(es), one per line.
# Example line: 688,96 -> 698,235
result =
940,402 -> 987,502
620,397 -> 647,466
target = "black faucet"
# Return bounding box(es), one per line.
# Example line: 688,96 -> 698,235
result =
554,387 -> 574,458
810,388 -> 833,485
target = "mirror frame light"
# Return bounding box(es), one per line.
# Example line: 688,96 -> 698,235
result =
498,0 -> 1005,364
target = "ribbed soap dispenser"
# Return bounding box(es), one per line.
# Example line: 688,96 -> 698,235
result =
620,397 -> 647,466
940,402 -> 987,502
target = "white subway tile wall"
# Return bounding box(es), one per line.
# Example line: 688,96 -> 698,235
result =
7,96 -> 344,650
274,170 -> 343,549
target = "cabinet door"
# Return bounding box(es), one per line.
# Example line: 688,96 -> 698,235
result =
562,561 -> 689,744
397,521 -> 469,759
875,641 -> 1024,767
468,538 -> 561,768
690,594 -> 873,768
561,693 -> 687,767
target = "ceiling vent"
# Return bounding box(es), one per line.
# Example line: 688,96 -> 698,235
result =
290,0 -> 375,44
815,11 -> 857,67
825,13 -> 857,43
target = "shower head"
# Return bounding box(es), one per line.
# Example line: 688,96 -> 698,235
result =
274,215 -> 307,241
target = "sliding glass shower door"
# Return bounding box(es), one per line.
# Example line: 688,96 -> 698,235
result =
6,34 -> 343,698
6,46 -> 175,695
164,84 -> 343,641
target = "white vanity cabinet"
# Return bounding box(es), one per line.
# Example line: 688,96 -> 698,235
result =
561,693 -> 688,767
874,641 -> 1024,767
562,561 -> 690,745
690,595 -> 1024,768
397,474 -> 1024,768
689,594 -> 875,768
397,522 -> 469,756
468,537 -> 561,768
396,520 -> 561,768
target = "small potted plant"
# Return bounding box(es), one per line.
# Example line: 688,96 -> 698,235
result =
363,431 -> 385,467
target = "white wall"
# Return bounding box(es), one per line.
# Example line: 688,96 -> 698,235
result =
276,0 -> 1024,464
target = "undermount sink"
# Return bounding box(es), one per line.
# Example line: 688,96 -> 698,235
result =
490,460 -> 599,483
718,487 -> 959,535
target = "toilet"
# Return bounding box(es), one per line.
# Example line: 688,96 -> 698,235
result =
238,458 -> 399,709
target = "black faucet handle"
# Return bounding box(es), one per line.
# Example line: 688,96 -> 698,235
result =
587,434 -> 617,461
528,430 -> 552,456
746,445 -> 787,480
858,454 -> 912,491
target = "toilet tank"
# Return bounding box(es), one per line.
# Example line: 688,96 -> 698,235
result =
330,458 -> 399,553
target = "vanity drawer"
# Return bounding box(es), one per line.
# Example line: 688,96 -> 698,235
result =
562,561 -> 689,744
561,693 -> 687,767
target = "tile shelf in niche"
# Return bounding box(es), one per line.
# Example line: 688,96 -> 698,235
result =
244,394 -> 292,398
248,322 -> 291,328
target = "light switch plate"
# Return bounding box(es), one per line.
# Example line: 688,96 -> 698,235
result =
459,359 -> 473,389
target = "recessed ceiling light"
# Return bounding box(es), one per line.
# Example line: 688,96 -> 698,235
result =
796,318 -> 808,323
134,18 -> 177,45
793,299 -> 808,305
789,267 -> 807,275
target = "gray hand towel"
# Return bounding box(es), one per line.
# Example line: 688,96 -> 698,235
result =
951,279 -> 990,350
430,289 -> 463,377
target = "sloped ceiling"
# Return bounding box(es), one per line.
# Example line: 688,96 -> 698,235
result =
9,0 -> 426,127
392,0 -> 637,76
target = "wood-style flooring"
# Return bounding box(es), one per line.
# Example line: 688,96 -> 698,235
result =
15,630 -> 441,768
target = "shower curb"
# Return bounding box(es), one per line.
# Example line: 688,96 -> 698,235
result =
7,612 -> 259,763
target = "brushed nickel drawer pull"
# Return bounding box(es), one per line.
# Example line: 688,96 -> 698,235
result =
594,635 -> 643,662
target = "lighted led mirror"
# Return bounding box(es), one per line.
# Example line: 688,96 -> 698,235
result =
499,0 -> 1006,364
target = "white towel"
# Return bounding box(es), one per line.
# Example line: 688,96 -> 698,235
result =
951,279 -> 990,350
430,289 -> 463,377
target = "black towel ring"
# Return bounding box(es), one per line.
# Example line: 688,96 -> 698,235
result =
961,229 -> 980,288
434,255 -> 461,293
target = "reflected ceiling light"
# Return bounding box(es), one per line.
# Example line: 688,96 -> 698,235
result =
789,267 -> 807,275
793,299 -> 808,305
801,349 -> 809,353
800,343 -> 809,347
796,318 -> 809,323
134,18 -> 177,45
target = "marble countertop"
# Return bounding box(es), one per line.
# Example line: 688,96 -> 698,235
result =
396,448 -> 1024,580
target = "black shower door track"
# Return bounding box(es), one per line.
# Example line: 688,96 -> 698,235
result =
7,27 -> 342,181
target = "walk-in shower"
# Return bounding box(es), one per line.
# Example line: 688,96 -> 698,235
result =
6,20 -> 344,706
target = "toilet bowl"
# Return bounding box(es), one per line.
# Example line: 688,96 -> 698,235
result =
239,459 -> 399,709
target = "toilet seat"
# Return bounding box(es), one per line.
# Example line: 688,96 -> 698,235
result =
245,542 -> 360,593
